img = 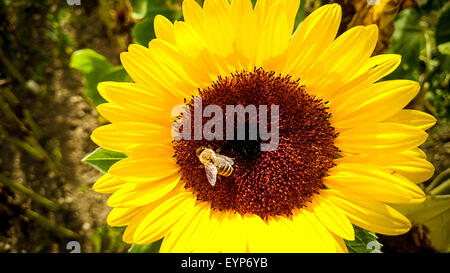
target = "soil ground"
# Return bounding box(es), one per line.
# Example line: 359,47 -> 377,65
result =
0,1 -> 126,253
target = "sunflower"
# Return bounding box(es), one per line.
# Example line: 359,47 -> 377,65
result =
90,0 -> 436,253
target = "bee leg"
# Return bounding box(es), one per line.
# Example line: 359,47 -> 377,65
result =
197,165 -> 204,169
215,147 -> 221,153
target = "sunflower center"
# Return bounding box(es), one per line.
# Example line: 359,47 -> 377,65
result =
173,68 -> 338,219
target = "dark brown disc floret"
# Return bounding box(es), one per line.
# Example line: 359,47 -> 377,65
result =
173,68 -> 339,219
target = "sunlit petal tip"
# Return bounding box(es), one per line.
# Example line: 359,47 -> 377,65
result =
95,103 -> 111,118
322,3 -> 342,14
387,53 -> 402,61
90,126 -> 107,148
119,51 -> 129,62
106,207 -> 141,227
409,81 -> 421,95
315,3 -> 342,24
327,190 -> 413,235
96,81 -> 111,101
128,44 -> 146,53
154,14 -> 171,28
382,54 -> 402,69
92,173 -> 124,194
365,24 -> 379,34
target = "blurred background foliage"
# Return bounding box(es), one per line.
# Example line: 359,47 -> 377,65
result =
0,0 -> 448,253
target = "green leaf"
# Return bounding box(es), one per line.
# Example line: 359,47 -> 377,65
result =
130,0 -> 169,20
293,0 -> 306,32
130,0 -> 181,46
132,10 -> 180,46
345,226 -> 382,253
101,66 -> 132,83
130,0 -> 150,20
93,226 -> 129,253
82,148 -> 127,173
128,239 -> 163,253
70,49 -> 112,105
132,16 -> 157,46
70,49 -> 131,106
392,195 -> 450,252
386,8 -> 426,80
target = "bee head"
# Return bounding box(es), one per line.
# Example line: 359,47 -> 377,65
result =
196,146 -> 206,157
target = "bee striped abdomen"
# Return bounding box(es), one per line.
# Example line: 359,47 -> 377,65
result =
218,165 -> 233,177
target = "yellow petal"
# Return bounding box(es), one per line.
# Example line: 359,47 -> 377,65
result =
383,109 -> 437,130
133,191 -> 197,244
189,211 -> 220,253
299,208 -> 347,252
97,103 -> 154,123
91,122 -> 172,153
230,0 -> 256,68
335,123 -> 428,154
202,0 -> 234,57
97,81 -> 179,126
97,81 -> 179,110
245,215 -> 288,253
245,214 -> 276,252
332,80 -> 420,129
390,159 -> 435,183
326,189 -> 412,235
121,42 -> 198,98
121,189 -> 186,243
92,173 -> 125,193
246,212 -> 339,253
108,157 -> 179,183
305,25 -> 378,98
308,192 -> 355,240
331,54 -> 402,106
182,0 -> 204,34
107,174 -> 181,207
160,202 -> 211,253
403,147 -> 427,159
107,207 -> 142,226
336,152 -> 435,184
122,143 -> 174,157
212,211 -> 248,253
331,233 -> 349,253
122,205 -> 156,243
172,21 -> 226,83
363,54 -> 402,83
325,163 -> 425,204
154,15 -> 176,45
282,4 -> 341,77
255,0 -> 292,66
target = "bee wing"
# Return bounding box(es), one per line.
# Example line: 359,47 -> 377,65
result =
217,155 -> 234,166
204,162 -> 218,186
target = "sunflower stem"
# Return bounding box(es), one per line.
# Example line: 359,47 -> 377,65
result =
25,209 -> 78,239
426,168 -> 450,193
0,89 -> 59,174
430,178 -> 450,196
0,125 -> 45,160
0,125 -> 59,174
2,87 -> 43,139
0,92 -> 29,133
0,174 -> 60,212
0,47 -> 26,85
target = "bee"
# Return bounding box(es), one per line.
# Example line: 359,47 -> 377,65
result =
196,146 -> 234,186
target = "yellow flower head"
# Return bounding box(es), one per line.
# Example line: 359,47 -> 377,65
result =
91,0 -> 436,252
